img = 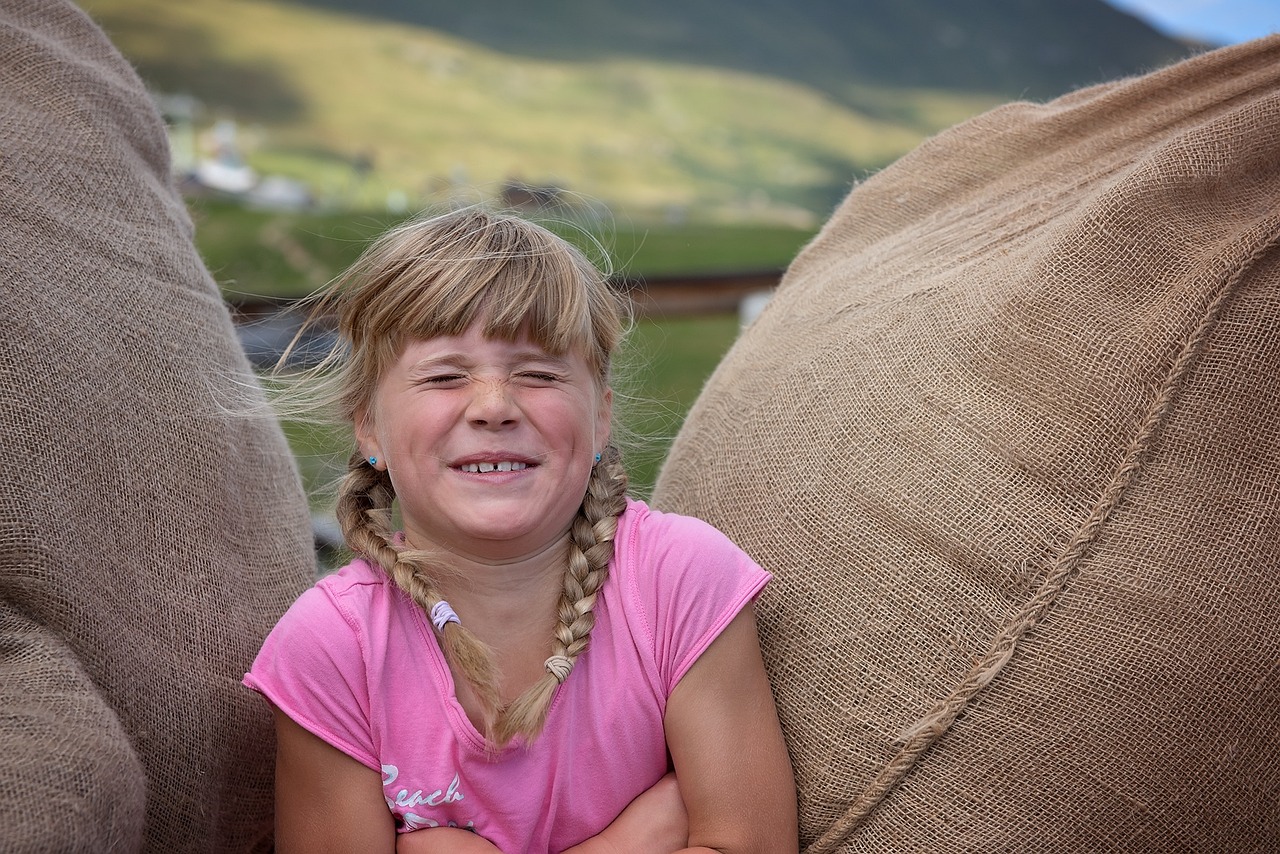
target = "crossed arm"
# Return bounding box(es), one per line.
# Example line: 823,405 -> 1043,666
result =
272,604 -> 797,854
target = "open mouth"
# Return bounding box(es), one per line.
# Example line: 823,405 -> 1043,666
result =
458,461 -> 529,473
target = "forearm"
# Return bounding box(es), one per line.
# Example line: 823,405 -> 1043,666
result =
561,839 -> 715,854
560,772 -> 688,854
397,827 -> 502,853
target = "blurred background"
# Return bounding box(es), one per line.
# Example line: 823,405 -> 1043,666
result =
74,0 -> 1278,503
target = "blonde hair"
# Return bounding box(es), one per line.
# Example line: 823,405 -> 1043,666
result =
306,207 -> 629,747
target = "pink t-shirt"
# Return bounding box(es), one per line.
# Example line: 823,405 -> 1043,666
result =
244,499 -> 769,852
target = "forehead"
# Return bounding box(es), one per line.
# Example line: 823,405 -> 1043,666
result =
395,326 -> 583,368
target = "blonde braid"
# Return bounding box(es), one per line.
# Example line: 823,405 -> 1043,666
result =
495,445 -> 628,744
335,452 -> 504,738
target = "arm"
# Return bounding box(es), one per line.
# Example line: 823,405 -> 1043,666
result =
275,707 -> 503,854
663,604 -> 798,854
397,828 -> 504,854
561,772 -> 689,854
273,706 -> 397,854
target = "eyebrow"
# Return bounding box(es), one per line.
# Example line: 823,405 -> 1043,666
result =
405,350 -> 572,374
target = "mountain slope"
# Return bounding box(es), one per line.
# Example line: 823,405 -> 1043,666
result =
280,0 -> 1197,101
78,0 -> 1202,222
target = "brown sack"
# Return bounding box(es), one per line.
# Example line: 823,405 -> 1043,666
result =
0,2 -> 314,851
654,35 -> 1280,853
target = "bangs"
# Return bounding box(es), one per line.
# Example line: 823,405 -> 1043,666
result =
401,238 -> 598,359
337,209 -> 619,382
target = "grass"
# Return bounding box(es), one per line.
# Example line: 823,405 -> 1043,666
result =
191,200 -> 397,301
192,199 -> 816,300
578,220 -> 818,279
614,313 -> 743,496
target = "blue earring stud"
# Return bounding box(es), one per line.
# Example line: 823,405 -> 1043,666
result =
594,452 -> 602,463
368,456 -> 378,466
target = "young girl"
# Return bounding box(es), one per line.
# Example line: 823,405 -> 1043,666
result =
244,207 -> 797,853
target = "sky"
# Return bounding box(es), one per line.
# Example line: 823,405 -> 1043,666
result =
1104,0 -> 1280,46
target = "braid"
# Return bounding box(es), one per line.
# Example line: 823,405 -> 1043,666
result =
336,451 -> 397,563
335,451 -> 504,737
495,445 -> 628,745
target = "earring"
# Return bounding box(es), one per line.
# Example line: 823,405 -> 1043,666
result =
594,452 -> 602,463
368,456 -> 378,467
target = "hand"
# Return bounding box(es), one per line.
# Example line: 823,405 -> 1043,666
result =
396,827 -> 503,854
562,771 -> 689,854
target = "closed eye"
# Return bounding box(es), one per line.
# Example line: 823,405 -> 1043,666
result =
516,372 -> 562,385
421,373 -> 465,385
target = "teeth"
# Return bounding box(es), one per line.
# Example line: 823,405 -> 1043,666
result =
461,461 -> 528,473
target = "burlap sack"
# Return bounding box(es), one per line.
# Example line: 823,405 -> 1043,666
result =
654,35 -> 1280,852
0,2 -> 314,850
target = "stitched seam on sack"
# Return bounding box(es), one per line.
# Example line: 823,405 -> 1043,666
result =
804,216 -> 1280,854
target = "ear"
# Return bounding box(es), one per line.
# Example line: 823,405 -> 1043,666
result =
354,407 -> 383,467
595,387 -> 613,452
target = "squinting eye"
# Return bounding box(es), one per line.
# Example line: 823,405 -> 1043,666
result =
519,372 -> 560,383
424,374 -> 464,384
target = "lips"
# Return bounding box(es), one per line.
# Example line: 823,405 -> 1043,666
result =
458,460 -> 530,473
451,451 -> 539,474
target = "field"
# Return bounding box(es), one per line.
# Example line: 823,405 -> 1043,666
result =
193,198 -> 816,300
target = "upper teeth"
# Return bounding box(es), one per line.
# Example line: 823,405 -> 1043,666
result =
461,461 -> 527,473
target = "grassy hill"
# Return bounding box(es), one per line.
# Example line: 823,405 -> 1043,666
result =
77,0 -> 1198,225
193,198 -> 819,301
283,0 -> 1195,102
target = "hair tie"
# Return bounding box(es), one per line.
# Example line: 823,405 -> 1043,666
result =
544,654 -> 574,683
430,600 -> 460,632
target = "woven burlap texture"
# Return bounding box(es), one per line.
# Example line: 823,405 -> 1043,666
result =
654,35 -> 1280,853
0,2 -> 314,851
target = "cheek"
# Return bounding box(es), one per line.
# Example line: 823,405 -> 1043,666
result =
365,409 -> 416,463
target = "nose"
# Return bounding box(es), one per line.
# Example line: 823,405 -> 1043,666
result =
466,378 -> 518,427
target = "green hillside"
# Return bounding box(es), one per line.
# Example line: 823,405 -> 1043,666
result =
283,0 -> 1196,101
76,0 -> 1197,225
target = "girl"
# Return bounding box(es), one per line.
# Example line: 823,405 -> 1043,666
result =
244,207 -> 797,853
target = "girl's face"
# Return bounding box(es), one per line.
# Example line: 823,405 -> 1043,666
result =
356,323 -> 611,563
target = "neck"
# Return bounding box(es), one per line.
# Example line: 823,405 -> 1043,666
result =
418,534 -> 569,638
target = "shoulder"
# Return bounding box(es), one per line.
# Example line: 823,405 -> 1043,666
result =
615,499 -> 772,596
245,558 -> 411,770
248,557 -> 406,685
282,557 -> 394,633
617,498 -> 762,567
319,556 -> 392,597
251,559 -> 367,654
611,499 -> 771,691
615,497 -> 770,595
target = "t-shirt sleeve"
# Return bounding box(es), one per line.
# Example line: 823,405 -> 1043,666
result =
625,506 -> 771,694
242,578 -> 380,771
